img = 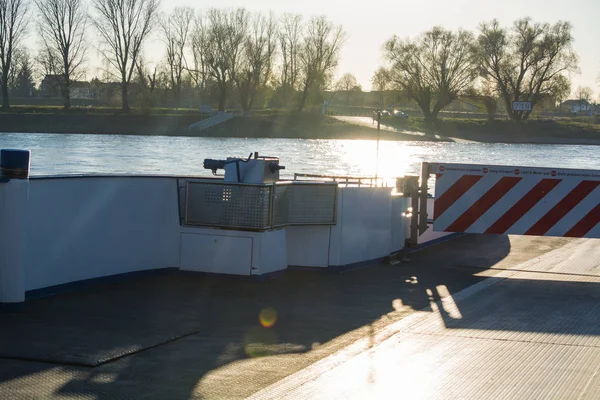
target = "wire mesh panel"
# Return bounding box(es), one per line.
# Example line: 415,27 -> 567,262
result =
273,183 -> 337,226
185,181 -> 272,229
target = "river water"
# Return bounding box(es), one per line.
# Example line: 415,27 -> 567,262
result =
1,133 -> 599,178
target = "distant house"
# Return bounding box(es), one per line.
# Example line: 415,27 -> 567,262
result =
40,75 -> 97,99
71,81 -> 99,99
40,75 -> 63,97
561,99 -> 593,115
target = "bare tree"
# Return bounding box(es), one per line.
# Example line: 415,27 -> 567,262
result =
371,67 -> 391,107
202,8 -> 247,111
334,72 -> 361,104
574,85 -> 593,103
36,45 -> 59,78
135,59 -> 157,92
0,0 -> 28,109
133,58 -> 158,111
371,67 -> 390,92
92,0 -> 160,112
161,6 -> 193,106
278,13 -> 301,105
335,72 -> 359,91
549,74 -> 570,107
463,80 -> 499,121
10,48 -> 34,96
202,9 -> 229,111
36,0 -> 87,109
385,27 -> 477,124
297,15 -> 345,111
189,12 -> 208,105
475,18 -> 578,121
233,11 -> 276,112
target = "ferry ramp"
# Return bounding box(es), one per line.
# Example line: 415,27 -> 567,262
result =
250,237 -> 600,400
0,234 -> 598,399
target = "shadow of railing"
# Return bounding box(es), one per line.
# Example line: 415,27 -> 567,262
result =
432,275 -> 600,339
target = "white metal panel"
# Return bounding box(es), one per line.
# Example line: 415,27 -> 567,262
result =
256,229 -> 288,275
391,195 -> 410,253
337,187 -> 393,266
0,180 -> 28,303
24,177 -> 181,291
179,233 -> 252,275
327,188 -> 344,267
286,226 -> 331,268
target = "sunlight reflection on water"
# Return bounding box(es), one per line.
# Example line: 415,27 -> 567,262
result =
1,133 -> 599,178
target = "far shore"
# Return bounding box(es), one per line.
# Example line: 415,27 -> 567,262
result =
0,111 -> 599,146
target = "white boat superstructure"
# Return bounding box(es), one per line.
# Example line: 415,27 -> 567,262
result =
0,149 -> 447,307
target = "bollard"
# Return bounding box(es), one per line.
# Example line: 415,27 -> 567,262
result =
1,148 -> 30,179
0,149 -> 30,309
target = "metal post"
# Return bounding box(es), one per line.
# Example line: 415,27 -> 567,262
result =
410,181 -> 420,247
0,149 -> 30,309
418,163 -> 430,235
375,111 -> 381,185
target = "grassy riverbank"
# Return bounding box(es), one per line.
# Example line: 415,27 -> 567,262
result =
0,107 -> 599,145
0,112 -> 204,136
201,112 -> 437,141
0,110 -> 440,141
380,115 -> 600,145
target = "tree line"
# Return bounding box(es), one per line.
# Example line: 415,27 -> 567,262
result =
0,2 -> 593,120
376,18 -> 582,123
0,0 -> 345,112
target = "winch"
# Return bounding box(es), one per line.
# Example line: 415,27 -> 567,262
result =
203,152 -> 285,184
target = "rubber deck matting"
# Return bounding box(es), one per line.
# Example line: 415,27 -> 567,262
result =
0,278 -> 206,367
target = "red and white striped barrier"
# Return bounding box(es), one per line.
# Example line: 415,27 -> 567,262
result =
431,163 -> 600,238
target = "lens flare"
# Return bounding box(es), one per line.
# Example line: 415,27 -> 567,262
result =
259,307 -> 277,328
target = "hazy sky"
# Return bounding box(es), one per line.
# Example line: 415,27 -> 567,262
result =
86,0 -> 598,98
163,0 -> 599,97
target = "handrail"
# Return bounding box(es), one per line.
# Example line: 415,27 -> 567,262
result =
293,173 -> 394,187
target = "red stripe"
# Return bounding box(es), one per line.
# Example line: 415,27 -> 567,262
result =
434,175 -> 482,219
525,181 -> 600,236
565,203 -> 600,237
445,177 -> 522,233
485,179 -> 561,234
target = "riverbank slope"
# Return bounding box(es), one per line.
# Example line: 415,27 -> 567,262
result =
378,116 -> 600,145
0,112 -> 444,142
1,111 -> 599,145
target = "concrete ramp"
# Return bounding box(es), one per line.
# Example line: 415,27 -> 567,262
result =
188,112 -> 233,131
250,238 -> 600,400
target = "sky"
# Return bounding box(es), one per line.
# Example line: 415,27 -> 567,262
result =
55,0 -> 600,99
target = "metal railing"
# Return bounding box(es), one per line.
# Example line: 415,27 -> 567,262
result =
183,179 -> 338,230
272,181 -> 337,227
185,181 -> 273,229
293,173 -> 395,188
